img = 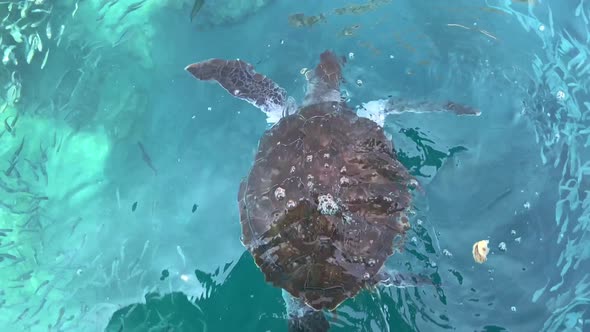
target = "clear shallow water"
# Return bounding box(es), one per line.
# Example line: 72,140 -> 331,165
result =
0,0 -> 589,331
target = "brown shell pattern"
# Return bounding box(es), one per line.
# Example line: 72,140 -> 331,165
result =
238,101 -> 414,311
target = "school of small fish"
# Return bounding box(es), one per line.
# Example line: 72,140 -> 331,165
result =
0,0 -> 65,68
0,0 -> 154,113
0,1 -> 165,330
0,0 -> 66,114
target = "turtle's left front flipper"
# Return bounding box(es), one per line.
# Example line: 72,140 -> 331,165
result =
357,98 -> 481,127
185,58 -> 295,124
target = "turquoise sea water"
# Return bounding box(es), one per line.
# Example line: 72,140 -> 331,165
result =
1,0 -> 589,331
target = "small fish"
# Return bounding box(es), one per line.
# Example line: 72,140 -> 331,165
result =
23,319 -> 40,330
30,298 -> 46,318
131,201 -> 138,211
112,27 -> 133,47
54,307 -> 66,328
46,21 -> 52,39
72,1 -> 79,18
8,26 -> 24,43
35,32 -> 42,51
69,217 -> 82,235
1,9 -> 10,24
26,43 -> 35,64
0,253 -> 18,261
31,15 -> 49,29
190,0 -> 204,22
40,48 -> 49,69
20,0 -> 30,18
2,45 -> 16,65
124,304 -> 140,319
116,187 -> 121,209
98,0 -> 113,11
56,25 -> 65,47
120,238 -> 128,262
137,141 -> 158,175
8,51 -> 17,65
96,10 -> 106,22
14,307 -> 29,323
11,137 -> 25,161
192,204 -> 198,213
127,257 -> 141,274
32,248 -> 39,265
139,240 -> 150,260
107,0 -> 119,9
4,117 -> 15,136
34,280 -> 49,294
12,270 -> 33,281
117,0 -> 148,24
30,14 -> 49,28
31,9 -> 51,14
176,245 -> 186,266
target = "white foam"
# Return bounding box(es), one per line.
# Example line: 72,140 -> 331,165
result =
357,99 -> 388,127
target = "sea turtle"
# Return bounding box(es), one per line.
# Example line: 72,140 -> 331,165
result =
185,50 -> 479,331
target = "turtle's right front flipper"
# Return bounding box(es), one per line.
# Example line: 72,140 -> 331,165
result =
357,98 -> 481,127
185,58 -> 294,124
374,269 -> 436,288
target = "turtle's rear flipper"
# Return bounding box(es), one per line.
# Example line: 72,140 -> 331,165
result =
357,98 -> 481,127
283,290 -> 329,332
288,311 -> 330,332
185,58 -> 294,124
303,50 -> 345,106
